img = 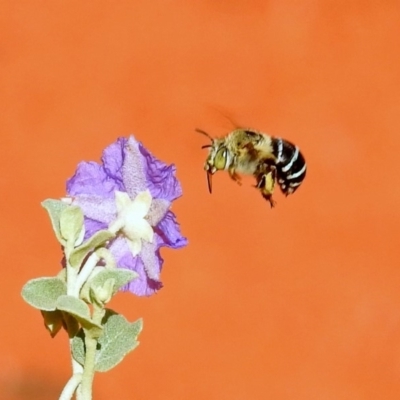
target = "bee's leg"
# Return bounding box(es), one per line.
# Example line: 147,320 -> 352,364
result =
255,168 -> 277,208
263,194 -> 276,208
228,168 -> 242,186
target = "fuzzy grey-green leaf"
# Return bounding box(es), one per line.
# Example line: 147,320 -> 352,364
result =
22,277 -> 67,311
69,230 -> 115,268
95,314 -> 143,372
82,268 -> 138,301
56,295 -> 102,333
41,199 -> 69,245
59,205 -> 84,245
71,330 -> 85,366
57,295 -> 90,319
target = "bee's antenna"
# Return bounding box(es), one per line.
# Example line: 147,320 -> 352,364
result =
195,128 -> 214,142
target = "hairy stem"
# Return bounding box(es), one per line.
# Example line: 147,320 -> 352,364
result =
78,306 -> 104,400
79,334 -> 97,400
59,373 -> 82,400
74,253 -> 100,297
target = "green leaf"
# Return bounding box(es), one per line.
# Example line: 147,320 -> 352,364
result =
95,312 -> 143,372
56,295 -> 102,336
56,295 -> 90,319
94,269 -> 137,294
41,199 -> 69,245
41,310 -> 64,338
81,268 -> 138,303
62,311 -> 80,337
22,277 -> 67,311
69,230 -> 115,268
59,205 -> 84,245
71,329 -> 85,366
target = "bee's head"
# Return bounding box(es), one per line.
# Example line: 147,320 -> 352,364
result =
196,128 -> 230,193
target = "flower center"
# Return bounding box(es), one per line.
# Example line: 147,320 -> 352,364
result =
109,190 -> 154,256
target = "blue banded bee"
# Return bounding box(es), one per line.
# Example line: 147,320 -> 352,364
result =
197,128 -> 307,207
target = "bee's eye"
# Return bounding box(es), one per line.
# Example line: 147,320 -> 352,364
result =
214,148 -> 227,170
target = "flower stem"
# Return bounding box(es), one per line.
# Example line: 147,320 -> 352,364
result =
64,251 -> 84,378
78,305 -> 104,400
64,246 -> 84,396
66,257 -> 78,296
79,333 -> 97,400
75,253 -> 100,297
59,373 -> 82,400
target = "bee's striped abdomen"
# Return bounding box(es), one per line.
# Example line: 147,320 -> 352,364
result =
272,138 -> 307,195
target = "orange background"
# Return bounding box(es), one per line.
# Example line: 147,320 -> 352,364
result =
1,1 -> 400,399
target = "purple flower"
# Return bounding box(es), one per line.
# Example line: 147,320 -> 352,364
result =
66,136 -> 187,296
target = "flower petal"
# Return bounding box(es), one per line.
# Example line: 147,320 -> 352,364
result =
101,137 -> 127,186
122,137 -> 148,198
72,195 -> 116,224
117,249 -> 163,296
147,198 -> 170,226
156,211 -> 188,249
139,143 -> 183,202
67,161 -> 121,197
139,241 -> 161,282
83,218 -> 108,240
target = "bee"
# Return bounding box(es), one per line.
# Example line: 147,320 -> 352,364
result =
197,128 -> 307,207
